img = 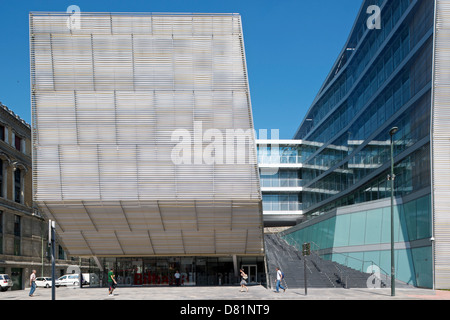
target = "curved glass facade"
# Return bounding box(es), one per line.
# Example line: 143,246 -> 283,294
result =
283,194 -> 432,287
283,0 -> 438,288
297,0 -> 433,215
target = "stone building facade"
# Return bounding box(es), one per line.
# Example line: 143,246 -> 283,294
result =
0,102 -> 90,290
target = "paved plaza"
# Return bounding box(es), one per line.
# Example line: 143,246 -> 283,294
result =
1,285 -> 449,300
2,285 -> 447,319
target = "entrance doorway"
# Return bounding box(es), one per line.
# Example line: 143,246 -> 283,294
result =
11,268 -> 22,290
96,256 -> 265,287
242,265 -> 257,284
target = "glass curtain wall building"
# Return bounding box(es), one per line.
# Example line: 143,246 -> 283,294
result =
30,12 -> 265,286
257,140 -> 303,226
280,0 -> 450,289
256,139 -> 330,227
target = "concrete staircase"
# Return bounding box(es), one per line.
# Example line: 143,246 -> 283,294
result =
264,233 -> 402,289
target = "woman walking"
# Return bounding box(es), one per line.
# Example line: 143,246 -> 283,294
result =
239,269 -> 248,292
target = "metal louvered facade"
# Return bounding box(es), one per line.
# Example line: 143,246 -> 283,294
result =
431,0 -> 450,290
30,12 -> 264,258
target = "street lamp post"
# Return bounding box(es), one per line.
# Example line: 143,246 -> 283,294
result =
48,220 -> 56,300
389,127 -> 398,297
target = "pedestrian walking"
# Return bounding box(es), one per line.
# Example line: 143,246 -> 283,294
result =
174,270 -> 181,286
275,267 -> 286,293
239,269 -> 248,292
107,268 -> 117,296
29,270 -> 37,297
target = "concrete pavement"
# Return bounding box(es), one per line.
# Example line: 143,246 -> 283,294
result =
1,284 -> 449,300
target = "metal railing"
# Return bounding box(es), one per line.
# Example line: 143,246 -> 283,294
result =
276,232 -> 393,289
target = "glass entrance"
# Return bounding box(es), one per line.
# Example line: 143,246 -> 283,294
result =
242,265 -> 257,284
98,256 -> 264,286
116,258 -> 143,286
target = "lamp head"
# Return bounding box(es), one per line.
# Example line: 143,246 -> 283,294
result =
389,127 -> 399,136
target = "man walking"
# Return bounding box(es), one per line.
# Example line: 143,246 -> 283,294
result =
174,270 -> 181,286
107,268 -> 117,296
29,270 -> 37,297
275,267 -> 286,293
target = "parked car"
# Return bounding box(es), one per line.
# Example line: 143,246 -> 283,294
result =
0,274 -> 13,292
35,277 -> 53,288
55,274 -> 80,287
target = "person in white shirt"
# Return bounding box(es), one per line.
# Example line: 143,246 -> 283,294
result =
174,270 -> 181,286
275,267 -> 286,293
29,270 -> 37,297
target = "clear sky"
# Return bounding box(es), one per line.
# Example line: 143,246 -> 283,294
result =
0,0 -> 362,139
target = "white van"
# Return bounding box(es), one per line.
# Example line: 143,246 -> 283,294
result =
55,274 -> 79,287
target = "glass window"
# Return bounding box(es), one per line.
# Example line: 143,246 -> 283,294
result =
0,161 -> 3,198
416,195 -> 431,240
0,211 -> 2,254
14,169 -> 21,204
280,195 -> 288,211
14,215 -> 20,237
14,215 -> 20,256
14,136 -> 22,152
334,214 -> 350,247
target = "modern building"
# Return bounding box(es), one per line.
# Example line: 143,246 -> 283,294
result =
257,138 -> 354,227
30,12 -> 265,286
280,0 -> 450,289
257,140 -> 303,227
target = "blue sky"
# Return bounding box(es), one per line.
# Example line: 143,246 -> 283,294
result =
0,0 -> 362,138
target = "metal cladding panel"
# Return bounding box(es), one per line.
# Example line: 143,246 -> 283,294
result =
432,0 -> 450,289
30,12 -> 263,257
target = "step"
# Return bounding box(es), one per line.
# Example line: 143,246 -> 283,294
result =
264,234 -> 384,289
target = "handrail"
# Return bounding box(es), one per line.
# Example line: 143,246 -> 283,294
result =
328,251 -> 391,278
278,233 -> 345,288
280,233 -> 391,285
